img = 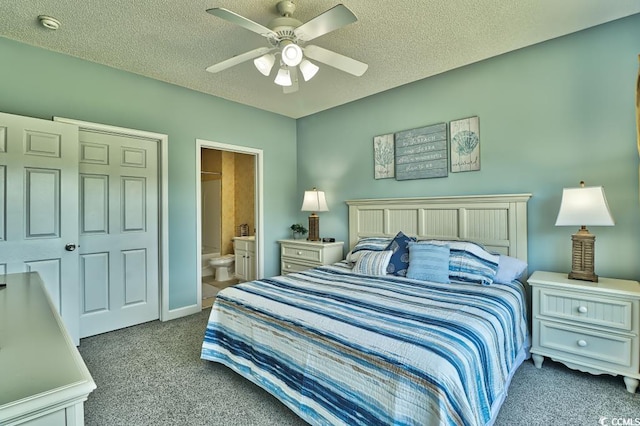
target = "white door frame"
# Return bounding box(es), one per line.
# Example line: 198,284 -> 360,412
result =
54,117 -> 170,321
196,139 -> 264,309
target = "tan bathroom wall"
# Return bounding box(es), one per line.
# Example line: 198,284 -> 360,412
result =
202,148 -> 255,256
234,152 -> 255,237
220,151 -> 236,255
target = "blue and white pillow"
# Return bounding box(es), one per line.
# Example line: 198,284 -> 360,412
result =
351,237 -> 393,252
347,237 -> 393,263
406,242 -> 450,283
353,250 -> 393,276
426,240 -> 499,285
384,231 -> 416,276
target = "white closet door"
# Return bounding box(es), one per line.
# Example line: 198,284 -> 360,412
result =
0,112 -> 80,344
77,130 -> 159,338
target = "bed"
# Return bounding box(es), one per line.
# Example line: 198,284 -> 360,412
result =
202,194 -> 532,426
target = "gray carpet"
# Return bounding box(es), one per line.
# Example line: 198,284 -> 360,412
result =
78,308 -> 639,426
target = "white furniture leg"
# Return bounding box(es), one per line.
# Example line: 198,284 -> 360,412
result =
623,377 -> 639,394
532,354 -> 544,369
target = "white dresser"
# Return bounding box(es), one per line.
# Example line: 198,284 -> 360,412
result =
0,272 -> 96,425
278,239 -> 344,275
528,270 -> 640,393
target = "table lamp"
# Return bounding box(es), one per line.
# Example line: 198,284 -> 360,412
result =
555,181 -> 614,282
301,188 -> 328,241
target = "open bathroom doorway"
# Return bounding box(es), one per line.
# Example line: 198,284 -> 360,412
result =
196,139 -> 264,309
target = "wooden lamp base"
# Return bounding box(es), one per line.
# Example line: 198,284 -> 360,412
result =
307,213 -> 320,241
568,226 -> 598,282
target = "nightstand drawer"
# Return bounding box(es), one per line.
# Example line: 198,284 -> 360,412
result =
538,288 -> 634,332
538,320 -> 633,368
281,260 -> 313,274
281,245 -> 322,263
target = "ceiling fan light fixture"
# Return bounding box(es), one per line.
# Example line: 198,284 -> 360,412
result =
281,43 -> 303,67
254,53 -> 275,76
274,67 -> 292,86
299,59 -> 319,81
206,3 -> 368,95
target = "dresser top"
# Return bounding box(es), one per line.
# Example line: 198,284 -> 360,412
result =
0,272 -> 95,413
529,270 -> 640,297
278,239 -> 344,247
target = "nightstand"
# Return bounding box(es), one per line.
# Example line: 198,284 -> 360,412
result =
278,239 -> 344,275
528,270 -> 640,393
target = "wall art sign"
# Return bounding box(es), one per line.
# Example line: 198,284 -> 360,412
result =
394,123 -> 448,180
450,116 -> 480,172
373,133 -> 395,179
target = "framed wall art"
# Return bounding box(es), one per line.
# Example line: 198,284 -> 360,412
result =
449,116 -> 480,172
373,133 -> 395,179
394,123 -> 448,180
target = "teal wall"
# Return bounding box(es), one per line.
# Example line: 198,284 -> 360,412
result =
297,14 -> 640,280
0,37 -> 299,310
1,12 -> 639,315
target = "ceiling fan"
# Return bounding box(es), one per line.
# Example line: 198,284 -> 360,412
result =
205,1 -> 368,94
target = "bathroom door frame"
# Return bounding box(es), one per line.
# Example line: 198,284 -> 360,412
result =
195,139 -> 263,308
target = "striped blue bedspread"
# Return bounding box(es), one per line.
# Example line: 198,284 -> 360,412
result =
201,263 -> 530,426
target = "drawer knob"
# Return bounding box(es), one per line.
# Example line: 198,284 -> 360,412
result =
577,306 -> 588,314
297,251 -> 302,255
577,339 -> 588,347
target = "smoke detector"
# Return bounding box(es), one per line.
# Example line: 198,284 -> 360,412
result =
38,15 -> 61,30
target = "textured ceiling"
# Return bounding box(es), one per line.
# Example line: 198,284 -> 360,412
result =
1,1 -> 640,118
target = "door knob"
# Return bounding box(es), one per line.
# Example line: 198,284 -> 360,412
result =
65,243 -> 77,251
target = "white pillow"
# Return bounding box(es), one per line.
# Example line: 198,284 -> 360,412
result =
353,250 -> 393,276
494,254 -> 528,284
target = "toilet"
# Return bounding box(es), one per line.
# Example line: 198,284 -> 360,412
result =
209,254 -> 235,282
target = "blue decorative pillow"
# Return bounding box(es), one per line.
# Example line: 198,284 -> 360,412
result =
384,231 -> 416,276
353,250 -> 393,276
406,243 -> 450,283
427,240 -> 499,285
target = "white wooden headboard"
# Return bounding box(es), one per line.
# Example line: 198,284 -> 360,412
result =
346,194 -> 532,263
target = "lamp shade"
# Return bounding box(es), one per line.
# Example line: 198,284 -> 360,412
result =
253,53 -> 275,76
301,189 -> 329,212
555,185 -> 614,226
274,68 -> 292,86
299,59 -> 319,81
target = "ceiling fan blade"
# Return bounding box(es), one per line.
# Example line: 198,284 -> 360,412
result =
304,45 -> 368,76
283,67 -> 299,94
294,4 -> 357,42
206,47 -> 274,73
206,7 -> 278,39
